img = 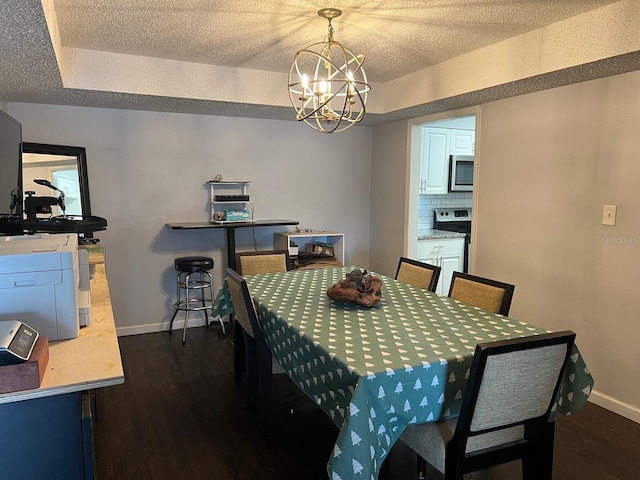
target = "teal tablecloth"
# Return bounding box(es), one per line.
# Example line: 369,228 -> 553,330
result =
235,267 -> 594,480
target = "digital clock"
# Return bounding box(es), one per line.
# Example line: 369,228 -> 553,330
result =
0,321 -> 39,365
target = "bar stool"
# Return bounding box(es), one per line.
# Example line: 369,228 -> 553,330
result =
169,256 -> 224,344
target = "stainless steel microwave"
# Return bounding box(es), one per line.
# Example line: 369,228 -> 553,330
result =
449,155 -> 474,192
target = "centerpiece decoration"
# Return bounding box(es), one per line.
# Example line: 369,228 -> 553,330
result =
327,269 -> 382,307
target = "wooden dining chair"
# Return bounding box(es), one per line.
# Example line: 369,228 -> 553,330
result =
399,330 -> 576,480
448,271 -> 515,316
226,268 -> 284,420
395,257 -> 442,292
235,250 -> 290,275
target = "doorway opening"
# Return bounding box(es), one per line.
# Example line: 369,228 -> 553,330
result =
405,109 -> 478,263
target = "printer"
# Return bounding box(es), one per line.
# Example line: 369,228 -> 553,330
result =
0,233 -> 91,341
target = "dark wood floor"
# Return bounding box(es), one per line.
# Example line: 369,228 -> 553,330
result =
94,325 -> 640,480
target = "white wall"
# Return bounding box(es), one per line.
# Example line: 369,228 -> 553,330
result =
474,70 -> 640,422
9,103 -> 372,335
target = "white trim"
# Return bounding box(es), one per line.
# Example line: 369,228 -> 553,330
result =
116,318 -> 227,337
589,390 -> 640,424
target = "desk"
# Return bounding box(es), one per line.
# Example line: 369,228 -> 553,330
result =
165,219 -> 298,271
245,267 -> 594,480
0,264 -> 124,479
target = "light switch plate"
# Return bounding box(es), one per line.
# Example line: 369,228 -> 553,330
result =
602,205 -> 617,226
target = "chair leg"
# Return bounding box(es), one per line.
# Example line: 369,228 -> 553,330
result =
417,454 -> 427,480
523,422 -> 555,480
257,344 -> 273,426
204,271 -> 225,335
169,308 -> 178,334
233,320 -> 246,383
243,332 -> 258,406
181,309 -> 189,344
181,272 -> 192,344
169,271 -> 184,334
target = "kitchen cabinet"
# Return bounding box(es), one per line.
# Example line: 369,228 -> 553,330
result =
450,129 -> 475,155
419,127 -> 449,194
417,237 -> 465,295
419,127 -> 475,194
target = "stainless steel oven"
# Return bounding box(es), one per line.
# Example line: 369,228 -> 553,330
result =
449,155 -> 474,191
434,208 -> 472,272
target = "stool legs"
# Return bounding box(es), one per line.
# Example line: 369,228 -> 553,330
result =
170,271 -> 215,344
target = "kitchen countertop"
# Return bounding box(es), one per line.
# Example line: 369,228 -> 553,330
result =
418,229 -> 467,240
0,264 -> 124,404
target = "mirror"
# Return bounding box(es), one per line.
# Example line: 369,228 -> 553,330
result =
21,143 -> 92,220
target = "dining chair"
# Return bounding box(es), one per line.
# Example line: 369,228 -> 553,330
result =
448,271 -> 515,316
399,330 -> 576,480
395,257 -> 442,292
225,267 -> 284,420
235,250 -> 290,275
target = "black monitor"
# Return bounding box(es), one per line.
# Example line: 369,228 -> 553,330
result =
0,110 -> 22,218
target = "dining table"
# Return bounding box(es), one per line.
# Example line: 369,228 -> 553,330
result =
226,266 -> 594,480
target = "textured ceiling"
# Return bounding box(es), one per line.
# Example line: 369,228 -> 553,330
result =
1,0 -> 638,125
52,0 -> 617,82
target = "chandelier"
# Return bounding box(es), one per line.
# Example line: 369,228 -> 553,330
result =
288,8 -> 370,134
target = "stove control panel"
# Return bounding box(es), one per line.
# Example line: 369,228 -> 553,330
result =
435,208 -> 472,222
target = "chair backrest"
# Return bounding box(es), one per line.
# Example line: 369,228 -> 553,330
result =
395,257 -> 441,292
236,250 -> 290,275
448,271 -> 515,316
452,331 -> 576,451
225,267 -> 261,339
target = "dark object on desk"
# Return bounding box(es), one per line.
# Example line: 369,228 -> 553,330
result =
214,194 -> 250,202
0,336 -> 49,394
400,330 -> 576,480
22,215 -> 108,234
327,269 -> 382,307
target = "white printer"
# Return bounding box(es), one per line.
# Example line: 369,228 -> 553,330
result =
0,233 -> 91,341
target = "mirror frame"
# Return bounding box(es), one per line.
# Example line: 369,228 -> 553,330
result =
21,142 -> 92,218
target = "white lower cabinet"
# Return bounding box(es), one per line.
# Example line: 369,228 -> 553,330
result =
417,237 -> 465,296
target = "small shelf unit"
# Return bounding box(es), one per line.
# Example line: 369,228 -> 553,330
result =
207,181 -> 253,224
275,231 -> 344,269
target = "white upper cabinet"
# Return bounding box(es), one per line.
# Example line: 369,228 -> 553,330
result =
450,129 -> 475,155
419,127 -> 475,194
420,127 -> 450,194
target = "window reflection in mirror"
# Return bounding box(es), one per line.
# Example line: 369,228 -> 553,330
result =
21,143 -> 92,220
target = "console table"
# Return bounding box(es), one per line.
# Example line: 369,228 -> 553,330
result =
0,264 -> 124,479
165,219 -> 299,271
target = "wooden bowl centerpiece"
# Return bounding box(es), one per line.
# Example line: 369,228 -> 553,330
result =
327,269 -> 382,307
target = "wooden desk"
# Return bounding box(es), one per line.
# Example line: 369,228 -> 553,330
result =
165,219 -> 298,270
0,264 -> 124,479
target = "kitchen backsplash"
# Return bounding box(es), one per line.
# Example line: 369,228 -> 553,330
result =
419,192 -> 473,234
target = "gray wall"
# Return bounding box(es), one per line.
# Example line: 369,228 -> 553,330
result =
369,71 -> 640,422
473,70 -> 640,422
9,103 -> 372,335
9,68 -> 640,421
370,120 -> 409,277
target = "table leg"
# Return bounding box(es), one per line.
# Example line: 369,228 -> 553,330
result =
225,226 -> 237,271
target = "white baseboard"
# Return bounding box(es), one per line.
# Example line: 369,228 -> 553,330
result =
116,317 -> 226,337
589,389 -> 640,424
